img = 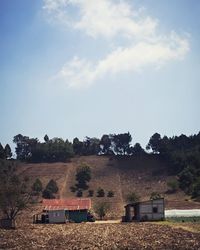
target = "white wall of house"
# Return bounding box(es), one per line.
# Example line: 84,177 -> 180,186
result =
139,199 -> 164,221
48,210 -> 66,223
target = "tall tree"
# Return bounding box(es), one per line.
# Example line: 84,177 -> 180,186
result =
73,137 -> 83,155
146,133 -> 162,153
4,144 -> 12,159
0,161 -> 34,228
0,143 -> 5,159
44,134 -> 49,143
32,178 -> 43,193
131,143 -> 145,156
100,134 -> 112,155
82,137 -> 100,155
13,134 -> 38,161
112,132 -> 132,155
76,164 -> 91,190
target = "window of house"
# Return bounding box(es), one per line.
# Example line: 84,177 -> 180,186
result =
153,207 -> 158,213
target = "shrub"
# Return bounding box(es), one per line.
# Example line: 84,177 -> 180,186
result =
97,188 -> 105,197
76,164 -> 91,190
46,179 -> 58,193
150,192 -> 162,200
94,202 -> 110,220
32,178 -> 43,193
42,189 -> 55,199
107,190 -> 114,197
70,186 -> 77,193
167,179 -> 179,193
88,190 -> 94,197
192,178 -> 200,200
76,189 -> 83,197
126,192 -> 140,203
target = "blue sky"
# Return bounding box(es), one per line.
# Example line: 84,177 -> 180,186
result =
0,0 -> 200,152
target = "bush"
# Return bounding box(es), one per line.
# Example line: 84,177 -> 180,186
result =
46,179 -> 58,194
126,192 -> 140,203
94,202 -> 110,220
32,178 -> 43,193
150,192 -> 162,200
70,186 -> 77,193
167,179 -> 179,193
88,190 -> 94,197
107,190 -> 114,197
76,189 -> 83,197
192,178 -> 200,200
42,189 -> 55,199
97,188 -> 105,197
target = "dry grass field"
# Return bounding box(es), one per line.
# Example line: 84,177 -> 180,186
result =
17,155 -> 200,218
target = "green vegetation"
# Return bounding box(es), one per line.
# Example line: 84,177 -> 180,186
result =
76,189 -> 83,197
0,130 -> 199,201
88,190 -> 94,197
13,134 -> 74,162
75,164 -> 91,190
0,160 -> 34,225
107,190 -> 114,197
150,192 -> 162,200
166,217 -> 200,223
42,189 -> 55,199
192,178 -> 200,200
126,192 -> 140,203
46,179 -> 58,193
32,178 -> 43,193
167,179 -> 179,193
97,187 -> 105,197
42,179 -> 58,199
94,202 -> 110,220
0,143 -> 12,159
146,132 -> 200,199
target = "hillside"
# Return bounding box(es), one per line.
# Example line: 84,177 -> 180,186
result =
18,155 -> 200,217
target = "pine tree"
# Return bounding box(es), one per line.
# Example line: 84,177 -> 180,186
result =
4,144 -> 12,159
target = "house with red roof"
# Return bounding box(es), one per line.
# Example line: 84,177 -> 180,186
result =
33,198 -> 93,223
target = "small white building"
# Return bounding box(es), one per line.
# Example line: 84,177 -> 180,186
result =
47,210 -> 66,223
33,198 -> 92,224
124,198 -> 165,222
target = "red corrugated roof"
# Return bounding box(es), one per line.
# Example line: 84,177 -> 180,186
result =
42,198 -> 91,211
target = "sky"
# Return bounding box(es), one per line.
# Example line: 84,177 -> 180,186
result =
0,0 -> 200,152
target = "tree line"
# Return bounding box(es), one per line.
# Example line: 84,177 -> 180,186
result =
1,131 -> 200,199
147,132 -> 200,199
9,132 -> 145,163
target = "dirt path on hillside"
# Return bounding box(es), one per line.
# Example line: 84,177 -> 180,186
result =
116,169 -> 124,207
60,163 -> 74,198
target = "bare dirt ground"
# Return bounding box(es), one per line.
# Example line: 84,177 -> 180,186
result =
1,221 -> 200,249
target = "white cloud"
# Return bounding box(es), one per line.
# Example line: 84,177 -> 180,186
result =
43,0 -> 157,39
43,0 -> 190,88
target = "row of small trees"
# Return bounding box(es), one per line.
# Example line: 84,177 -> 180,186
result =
32,178 -> 59,199
75,188 -> 114,198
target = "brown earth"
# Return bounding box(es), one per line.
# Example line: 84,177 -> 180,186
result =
17,155 -> 200,217
1,219 -> 200,250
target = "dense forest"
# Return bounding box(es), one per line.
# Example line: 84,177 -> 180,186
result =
0,132 -> 200,199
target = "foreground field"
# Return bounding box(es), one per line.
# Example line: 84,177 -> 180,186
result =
1,222 -> 200,249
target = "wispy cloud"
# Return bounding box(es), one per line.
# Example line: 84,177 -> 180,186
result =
43,0 -> 190,89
